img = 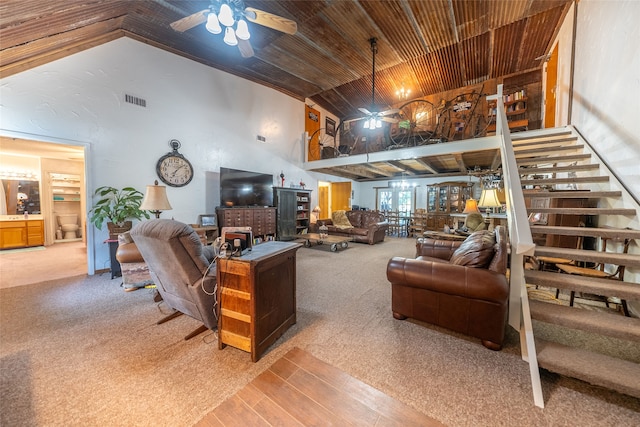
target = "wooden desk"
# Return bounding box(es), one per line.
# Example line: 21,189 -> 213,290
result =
216,241 -> 301,362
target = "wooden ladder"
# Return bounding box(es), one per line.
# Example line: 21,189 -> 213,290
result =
513,128 -> 640,400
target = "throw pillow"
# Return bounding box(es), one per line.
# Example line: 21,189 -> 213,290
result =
450,230 -> 495,268
331,210 -> 353,229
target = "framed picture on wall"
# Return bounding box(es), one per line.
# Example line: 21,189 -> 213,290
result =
198,214 -> 217,227
325,117 -> 336,137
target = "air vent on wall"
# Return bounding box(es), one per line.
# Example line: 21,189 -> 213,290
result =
124,94 -> 147,107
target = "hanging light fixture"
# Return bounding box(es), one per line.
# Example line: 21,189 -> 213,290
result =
396,83 -> 411,100
203,1 -> 251,46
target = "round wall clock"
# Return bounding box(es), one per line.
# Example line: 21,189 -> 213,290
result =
156,139 -> 194,187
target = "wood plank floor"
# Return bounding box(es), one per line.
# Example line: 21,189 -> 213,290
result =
195,347 -> 443,427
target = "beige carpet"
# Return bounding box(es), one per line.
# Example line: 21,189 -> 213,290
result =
0,240 -> 87,289
1,237 -> 639,426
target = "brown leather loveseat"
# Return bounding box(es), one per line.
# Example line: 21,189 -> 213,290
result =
386,226 -> 509,350
318,210 -> 388,245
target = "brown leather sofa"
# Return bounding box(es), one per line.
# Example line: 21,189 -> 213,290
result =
386,226 -> 509,350
315,210 -> 388,244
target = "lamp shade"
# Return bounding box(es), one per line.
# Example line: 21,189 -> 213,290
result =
140,181 -> 172,218
462,198 -> 480,213
478,188 -> 502,208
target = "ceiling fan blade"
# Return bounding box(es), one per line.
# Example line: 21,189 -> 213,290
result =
238,39 -> 254,58
378,108 -> 400,116
170,9 -> 209,32
381,117 -> 399,123
358,107 -> 372,116
344,117 -> 365,124
244,7 -> 297,35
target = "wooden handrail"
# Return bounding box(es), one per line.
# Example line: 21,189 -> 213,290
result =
489,84 -> 543,408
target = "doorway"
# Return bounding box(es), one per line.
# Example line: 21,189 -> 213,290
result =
0,134 -> 89,287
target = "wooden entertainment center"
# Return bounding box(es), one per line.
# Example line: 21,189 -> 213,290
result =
216,241 -> 301,362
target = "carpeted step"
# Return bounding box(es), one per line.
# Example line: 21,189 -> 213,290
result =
512,137 -> 579,151
533,247 -> 640,268
526,207 -> 635,215
516,153 -> 591,166
529,299 -> 640,342
529,225 -> 640,240
535,339 -> 640,399
522,190 -> 622,199
512,131 -> 573,144
520,176 -> 609,186
515,144 -> 584,158
519,163 -> 599,175
525,270 -> 640,301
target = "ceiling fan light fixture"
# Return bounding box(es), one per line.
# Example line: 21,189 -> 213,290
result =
236,19 -> 250,40
206,12 -> 222,34
375,119 -> 382,128
223,26 -> 238,46
218,3 -> 235,27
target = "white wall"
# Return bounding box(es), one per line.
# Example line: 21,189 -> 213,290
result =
570,0 -> 640,201
0,37 -> 315,270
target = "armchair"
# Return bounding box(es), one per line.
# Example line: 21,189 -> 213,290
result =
130,219 -> 217,340
386,226 -> 509,350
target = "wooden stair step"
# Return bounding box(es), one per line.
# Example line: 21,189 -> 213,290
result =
530,225 -> 640,239
533,246 -> 640,267
529,299 -> 640,342
526,207 -> 635,215
519,163 -> 599,175
522,190 -> 622,198
515,145 -> 584,157
535,339 -> 640,399
517,153 -> 591,166
520,176 -> 609,186
525,270 -> 640,301
513,137 -> 579,151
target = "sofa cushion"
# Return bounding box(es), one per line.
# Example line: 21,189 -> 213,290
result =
331,210 -> 353,229
449,230 -> 496,268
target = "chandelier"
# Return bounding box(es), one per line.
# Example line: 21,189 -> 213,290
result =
396,83 -> 411,100
205,0 -> 251,46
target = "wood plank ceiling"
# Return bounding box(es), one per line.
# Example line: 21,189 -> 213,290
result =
1,0 -> 572,182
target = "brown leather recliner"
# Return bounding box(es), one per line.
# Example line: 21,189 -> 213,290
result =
386,226 -> 509,350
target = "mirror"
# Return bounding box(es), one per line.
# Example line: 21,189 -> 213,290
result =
1,179 -> 41,214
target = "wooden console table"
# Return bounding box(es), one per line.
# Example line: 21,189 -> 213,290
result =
216,241 -> 301,362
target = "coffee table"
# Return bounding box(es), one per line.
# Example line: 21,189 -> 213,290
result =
299,233 -> 350,252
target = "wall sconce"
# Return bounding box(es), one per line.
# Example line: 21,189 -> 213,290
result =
140,180 -> 172,219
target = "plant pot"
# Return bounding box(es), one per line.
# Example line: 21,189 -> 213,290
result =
107,221 -> 132,240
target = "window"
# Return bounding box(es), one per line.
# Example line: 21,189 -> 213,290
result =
376,186 -> 415,212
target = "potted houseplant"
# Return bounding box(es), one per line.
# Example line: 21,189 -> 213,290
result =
89,186 -> 150,239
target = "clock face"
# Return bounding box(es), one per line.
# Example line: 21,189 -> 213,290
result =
157,154 -> 193,187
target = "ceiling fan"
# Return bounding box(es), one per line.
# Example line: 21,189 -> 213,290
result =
169,0 -> 297,58
345,38 -> 399,129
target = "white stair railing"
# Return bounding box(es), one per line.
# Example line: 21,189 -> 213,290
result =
488,85 -> 543,407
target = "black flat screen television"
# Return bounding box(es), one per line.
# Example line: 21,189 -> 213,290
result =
220,167 -> 274,207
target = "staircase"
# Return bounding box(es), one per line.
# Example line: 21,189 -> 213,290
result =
511,128 -> 640,399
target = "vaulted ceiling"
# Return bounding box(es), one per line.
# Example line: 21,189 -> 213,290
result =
1,0 -> 572,121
